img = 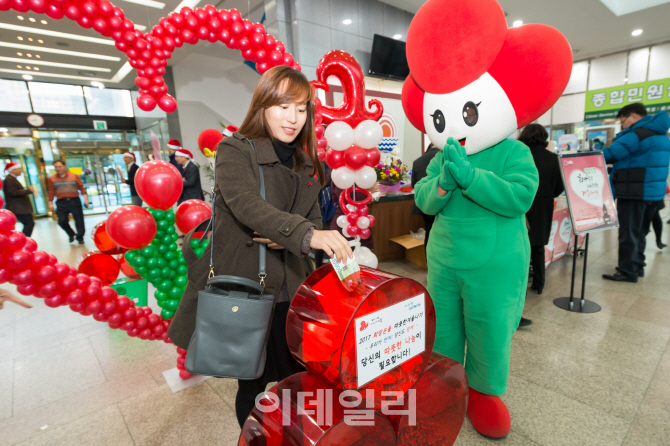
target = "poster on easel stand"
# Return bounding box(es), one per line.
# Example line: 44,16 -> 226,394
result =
559,151 -> 619,235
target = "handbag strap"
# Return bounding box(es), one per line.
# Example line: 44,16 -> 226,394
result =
201,137 -> 267,290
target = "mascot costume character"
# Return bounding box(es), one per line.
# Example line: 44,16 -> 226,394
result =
402,0 -> 572,438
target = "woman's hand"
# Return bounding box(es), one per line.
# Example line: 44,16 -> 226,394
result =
368,182 -> 380,193
0,289 -> 32,310
253,232 -> 285,250
310,230 -> 353,263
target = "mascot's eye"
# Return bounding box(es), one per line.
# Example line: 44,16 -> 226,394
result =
462,101 -> 480,127
430,109 -> 446,133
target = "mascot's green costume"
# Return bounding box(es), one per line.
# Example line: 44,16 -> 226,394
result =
402,0 -> 573,438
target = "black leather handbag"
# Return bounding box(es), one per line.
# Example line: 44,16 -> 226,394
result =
184,138 -> 276,379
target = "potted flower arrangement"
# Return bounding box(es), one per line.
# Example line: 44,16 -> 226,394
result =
375,155 -> 409,194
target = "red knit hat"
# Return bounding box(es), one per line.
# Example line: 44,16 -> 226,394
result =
167,139 -> 182,150
123,152 -> 136,161
175,148 -> 193,159
4,162 -> 20,173
222,125 -> 238,137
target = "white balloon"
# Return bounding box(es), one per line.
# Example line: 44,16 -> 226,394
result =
355,247 -> 378,268
346,204 -> 357,212
354,166 -> 377,190
357,216 -> 370,229
354,120 -> 384,149
324,121 -> 355,151
331,167 -> 355,189
336,215 -> 349,229
341,227 -> 351,238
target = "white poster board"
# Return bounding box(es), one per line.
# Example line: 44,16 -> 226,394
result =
355,294 -> 426,387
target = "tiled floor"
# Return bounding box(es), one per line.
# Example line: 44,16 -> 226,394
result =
1,215 -> 669,445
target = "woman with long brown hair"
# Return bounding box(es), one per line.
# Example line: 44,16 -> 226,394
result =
168,66 -> 352,427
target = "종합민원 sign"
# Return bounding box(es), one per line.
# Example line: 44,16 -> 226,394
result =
584,77 -> 670,120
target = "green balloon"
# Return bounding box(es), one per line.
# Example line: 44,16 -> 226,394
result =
202,239 -> 210,248
169,270 -> 176,279
175,275 -> 188,287
157,244 -> 169,255
155,229 -> 166,238
156,220 -> 169,231
178,253 -> 186,264
161,309 -> 175,320
157,257 -> 168,268
171,233 -> 179,242
131,255 -> 147,268
151,240 -> 161,247
135,266 -> 148,275
168,259 -> 179,269
161,267 -> 171,278
177,265 -> 188,275
145,258 -> 158,269
193,247 -> 204,258
164,251 -> 177,261
155,290 -> 168,301
147,268 -> 161,279
158,280 -> 172,292
153,209 -> 166,221
190,238 -> 199,250
165,298 -> 180,311
168,286 -> 183,298
169,242 -> 178,251
125,250 -> 138,261
140,246 -> 154,258
162,234 -> 173,245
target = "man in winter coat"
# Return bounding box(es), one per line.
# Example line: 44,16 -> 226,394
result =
2,163 -> 35,236
174,148 -> 204,204
601,103 -> 670,283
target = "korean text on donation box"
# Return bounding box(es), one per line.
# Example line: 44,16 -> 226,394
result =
355,294 -> 426,387
560,151 -> 619,235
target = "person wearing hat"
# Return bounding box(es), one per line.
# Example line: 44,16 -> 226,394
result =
116,152 -> 142,206
167,139 -> 184,174
222,125 -> 239,138
2,162 -> 35,236
174,148 -> 204,204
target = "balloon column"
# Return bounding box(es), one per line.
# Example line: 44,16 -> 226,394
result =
0,209 -> 171,341
314,51 -> 384,266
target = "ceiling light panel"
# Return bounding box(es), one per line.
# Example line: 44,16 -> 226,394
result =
0,42 -> 121,61
121,0 -> 165,9
0,23 -> 114,45
0,68 -> 115,82
0,56 -> 111,72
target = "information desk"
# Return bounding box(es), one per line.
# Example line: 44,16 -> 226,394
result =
369,193 -> 424,262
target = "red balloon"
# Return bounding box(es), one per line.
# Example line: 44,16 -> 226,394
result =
365,148 -> 381,167
23,237 -> 37,251
119,255 -> 140,279
107,206 -> 157,249
179,369 -> 192,380
92,221 -> 127,255
38,281 -> 59,298
158,94 -> 177,113
60,275 -> 78,293
317,149 -> 326,162
100,286 -> 117,301
36,265 -> 56,283
367,215 -> 376,228
347,225 -> 361,237
175,199 -> 211,234
76,273 -> 91,289
66,289 -> 85,305
0,268 -> 8,284
7,250 -> 33,270
81,0 -> 97,18
257,62 -> 270,74
46,4 -> 64,19
17,283 -> 36,295
117,295 -> 132,311
253,48 -> 268,63
135,161 -> 183,209
92,17 -> 110,34
86,300 -> 102,314
197,128 -> 223,156
344,146 -> 367,171
102,301 -> 117,314
360,228 -> 371,239
137,94 -> 156,112
10,269 -> 33,286
0,233 -> 7,252
28,0 -> 47,13
108,312 -> 123,325
44,295 -> 64,308
0,210 -> 17,233
312,50 -> 383,127
325,148 -> 344,169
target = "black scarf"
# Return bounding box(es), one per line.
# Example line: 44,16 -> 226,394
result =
272,138 -> 297,169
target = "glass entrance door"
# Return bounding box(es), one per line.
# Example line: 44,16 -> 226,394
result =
57,149 -> 134,215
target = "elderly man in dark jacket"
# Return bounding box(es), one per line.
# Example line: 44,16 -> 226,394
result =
2,162 -> 35,236
601,103 -> 670,283
173,148 -> 204,204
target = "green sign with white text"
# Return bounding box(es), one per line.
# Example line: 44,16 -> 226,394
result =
584,77 -> 670,121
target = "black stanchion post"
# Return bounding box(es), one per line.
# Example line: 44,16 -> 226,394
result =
554,232 -> 601,314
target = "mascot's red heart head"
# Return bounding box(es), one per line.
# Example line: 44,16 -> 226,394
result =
402,0 -> 572,153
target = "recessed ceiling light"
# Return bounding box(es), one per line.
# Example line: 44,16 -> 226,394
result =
35,55 -> 39,58
29,17 -> 35,22
632,29 -> 642,36
27,37 -> 33,41
17,36 -> 23,40
59,133 -> 67,137
0,42 -> 121,61
17,16 -> 23,20
91,81 -> 105,88
41,20 -> 47,25
37,39 -> 43,43
513,20 -> 523,27
22,74 -> 32,80
33,67 -> 39,70
105,134 -> 113,138
16,64 -> 21,68
393,34 -> 402,40
26,66 -> 31,69
26,53 -> 31,57
342,19 -> 352,25
624,78 -> 629,82
0,23 -> 115,46
16,52 -> 22,56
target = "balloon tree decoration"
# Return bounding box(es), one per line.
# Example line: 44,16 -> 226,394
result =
312,51 -> 384,265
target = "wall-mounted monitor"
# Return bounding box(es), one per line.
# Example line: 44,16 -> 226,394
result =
368,34 -> 410,81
